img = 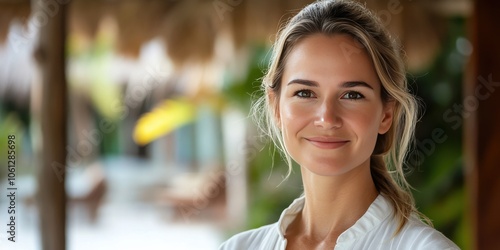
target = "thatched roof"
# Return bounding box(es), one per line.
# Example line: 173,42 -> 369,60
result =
0,0 -> 471,70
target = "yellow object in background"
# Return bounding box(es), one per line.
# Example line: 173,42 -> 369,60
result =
133,98 -> 196,145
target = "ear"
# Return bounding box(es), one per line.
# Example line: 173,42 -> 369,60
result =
267,91 -> 281,128
378,101 -> 395,134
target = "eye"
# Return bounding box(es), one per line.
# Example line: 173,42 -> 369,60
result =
341,91 -> 364,100
294,89 -> 315,98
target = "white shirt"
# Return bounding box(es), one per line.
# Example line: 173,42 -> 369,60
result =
220,195 -> 459,249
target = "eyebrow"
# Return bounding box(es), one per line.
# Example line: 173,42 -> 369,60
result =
287,79 -> 374,89
287,79 -> 319,87
341,81 -> 374,90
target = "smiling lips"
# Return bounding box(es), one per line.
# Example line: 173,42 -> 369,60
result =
305,137 -> 350,149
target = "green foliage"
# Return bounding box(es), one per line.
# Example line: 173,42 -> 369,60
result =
247,143 -> 303,229
222,45 -> 270,112
407,16 -> 468,249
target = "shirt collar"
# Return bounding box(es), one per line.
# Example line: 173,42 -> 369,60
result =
275,194 -> 392,242
276,195 -> 305,239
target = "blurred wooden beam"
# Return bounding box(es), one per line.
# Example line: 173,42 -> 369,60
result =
426,0 -> 471,17
33,0 -> 68,249
466,0 -> 500,249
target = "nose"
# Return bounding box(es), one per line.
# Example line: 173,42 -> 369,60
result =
313,100 -> 342,129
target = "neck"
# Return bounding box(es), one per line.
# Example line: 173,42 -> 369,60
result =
291,159 -> 378,243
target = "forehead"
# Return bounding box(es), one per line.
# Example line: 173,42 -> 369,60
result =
282,34 -> 380,89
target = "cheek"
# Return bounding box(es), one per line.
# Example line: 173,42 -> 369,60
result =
279,100 -> 311,162
279,100 -> 312,151
349,106 -> 383,143
280,100 -> 311,129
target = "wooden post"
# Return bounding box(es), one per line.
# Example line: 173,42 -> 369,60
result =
466,0 -> 500,249
33,0 -> 67,250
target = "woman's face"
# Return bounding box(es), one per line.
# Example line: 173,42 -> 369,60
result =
277,34 -> 393,177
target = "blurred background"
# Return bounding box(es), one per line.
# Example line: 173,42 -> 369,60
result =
0,0 -> 494,249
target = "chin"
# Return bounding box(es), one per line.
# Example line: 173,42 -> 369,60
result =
299,155 -> 371,177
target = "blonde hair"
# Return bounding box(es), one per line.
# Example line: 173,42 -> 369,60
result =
252,0 -> 427,233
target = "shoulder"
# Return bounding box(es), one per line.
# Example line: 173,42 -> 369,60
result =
391,216 -> 460,250
363,195 -> 460,249
219,223 -> 280,250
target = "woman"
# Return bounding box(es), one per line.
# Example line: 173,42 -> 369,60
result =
220,0 -> 459,249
